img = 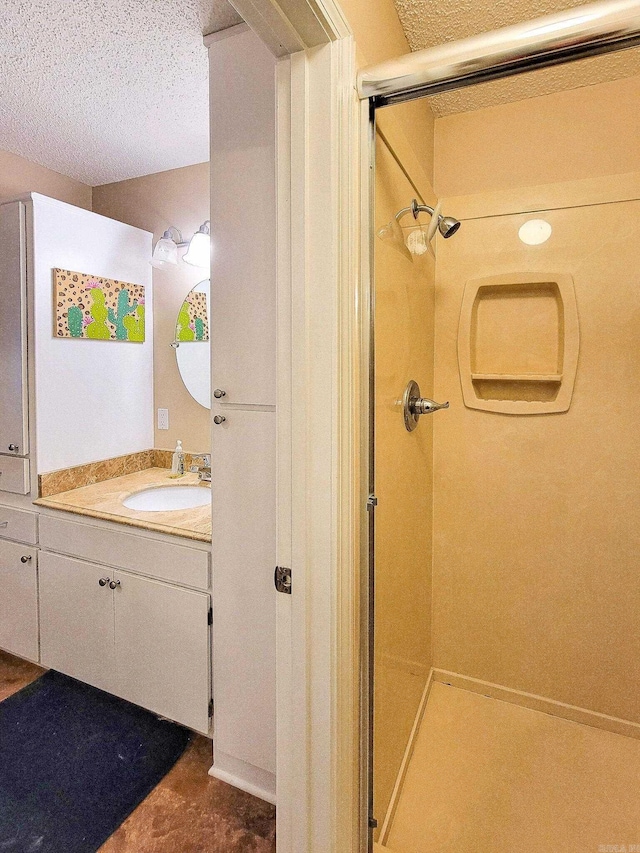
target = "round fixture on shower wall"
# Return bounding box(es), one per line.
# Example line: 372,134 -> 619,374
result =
519,219 -> 552,245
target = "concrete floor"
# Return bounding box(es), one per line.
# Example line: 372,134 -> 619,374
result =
0,650 -> 276,852
384,681 -> 640,852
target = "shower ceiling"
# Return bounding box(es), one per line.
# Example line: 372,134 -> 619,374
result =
392,0 -> 640,115
0,0 -> 242,185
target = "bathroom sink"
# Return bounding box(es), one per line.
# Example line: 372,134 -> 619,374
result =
122,485 -> 211,512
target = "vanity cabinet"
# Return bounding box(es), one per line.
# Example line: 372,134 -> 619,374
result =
39,552 -> 117,694
0,540 -> 38,662
39,550 -> 211,734
113,570 -> 210,734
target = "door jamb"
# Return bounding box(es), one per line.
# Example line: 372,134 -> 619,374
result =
227,2 -> 364,851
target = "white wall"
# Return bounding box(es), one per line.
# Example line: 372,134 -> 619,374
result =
32,193 -> 153,472
207,27 -> 277,803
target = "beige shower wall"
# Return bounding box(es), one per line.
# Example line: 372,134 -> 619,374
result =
0,148 -> 91,209
93,163 -> 210,453
431,74 -> 640,722
435,74 -> 640,198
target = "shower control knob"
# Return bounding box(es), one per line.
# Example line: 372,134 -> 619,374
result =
213,389 -> 226,399
402,379 -> 449,432
213,415 -> 226,425
413,398 -> 450,415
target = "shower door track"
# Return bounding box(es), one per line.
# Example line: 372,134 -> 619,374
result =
358,0 -> 640,107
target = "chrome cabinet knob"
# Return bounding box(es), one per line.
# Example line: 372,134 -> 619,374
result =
109,579 -> 121,590
213,415 -> 226,425
8,444 -> 18,453
99,577 -> 110,587
20,555 -> 32,564
213,389 -> 226,399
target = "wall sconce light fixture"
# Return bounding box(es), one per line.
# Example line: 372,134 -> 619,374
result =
151,221 -> 211,270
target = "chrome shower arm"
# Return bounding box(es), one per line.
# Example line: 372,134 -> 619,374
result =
395,199 -> 435,223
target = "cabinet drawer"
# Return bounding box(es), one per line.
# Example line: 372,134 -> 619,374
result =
0,455 -> 29,495
0,540 -> 38,662
39,514 -> 209,590
0,504 -> 37,545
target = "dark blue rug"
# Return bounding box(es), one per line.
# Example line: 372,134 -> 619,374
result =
0,669 -> 190,853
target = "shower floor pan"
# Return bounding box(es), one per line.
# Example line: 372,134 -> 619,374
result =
380,681 -> 640,852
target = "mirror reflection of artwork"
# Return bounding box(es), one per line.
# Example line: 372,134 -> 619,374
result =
53,268 -> 145,342
176,291 -> 209,342
175,280 -> 211,409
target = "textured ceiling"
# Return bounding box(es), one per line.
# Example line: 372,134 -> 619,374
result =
0,0 -> 242,185
392,0 -> 640,116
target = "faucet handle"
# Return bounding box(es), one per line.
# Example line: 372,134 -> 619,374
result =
192,453 -> 211,467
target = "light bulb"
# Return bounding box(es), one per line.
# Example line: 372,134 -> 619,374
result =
150,233 -> 179,268
184,222 -> 211,268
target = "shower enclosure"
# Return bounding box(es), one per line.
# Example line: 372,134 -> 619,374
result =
360,3 -> 640,850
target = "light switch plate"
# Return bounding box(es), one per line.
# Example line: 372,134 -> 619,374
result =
157,408 -> 169,430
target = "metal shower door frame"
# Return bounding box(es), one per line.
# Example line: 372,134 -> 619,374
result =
359,2 -> 640,851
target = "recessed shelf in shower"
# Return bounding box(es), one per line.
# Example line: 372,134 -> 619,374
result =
458,272 -> 579,414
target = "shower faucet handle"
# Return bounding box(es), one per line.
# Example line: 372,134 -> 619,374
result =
413,398 -> 449,415
402,379 -> 449,431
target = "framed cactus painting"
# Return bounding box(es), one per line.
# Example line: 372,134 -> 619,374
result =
53,269 -> 146,342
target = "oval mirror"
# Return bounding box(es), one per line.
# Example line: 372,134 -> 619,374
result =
174,279 -> 211,409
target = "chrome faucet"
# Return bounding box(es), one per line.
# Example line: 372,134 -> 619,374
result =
190,453 -> 211,482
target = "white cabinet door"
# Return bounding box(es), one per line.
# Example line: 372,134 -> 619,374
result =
0,540 -> 38,661
39,552 -> 116,693
0,202 -> 29,459
113,570 -> 211,734
209,35 -> 276,407
211,409 -> 276,773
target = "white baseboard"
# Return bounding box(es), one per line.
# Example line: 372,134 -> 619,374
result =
208,751 -> 277,805
433,669 -> 640,742
378,669 -> 434,845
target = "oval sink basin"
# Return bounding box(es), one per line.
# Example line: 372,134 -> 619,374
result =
122,485 -> 211,512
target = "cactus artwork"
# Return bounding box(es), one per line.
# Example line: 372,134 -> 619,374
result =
175,289 -> 209,343
67,305 -> 83,338
53,269 -> 145,341
86,289 -> 110,339
123,304 -> 145,342
108,288 -> 138,340
176,302 -> 196,342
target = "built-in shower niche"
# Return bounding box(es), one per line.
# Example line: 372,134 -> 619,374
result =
458,273 -> 579,414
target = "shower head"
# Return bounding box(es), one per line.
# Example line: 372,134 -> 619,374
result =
439,216 -> 461,238
395,198 -> 461,246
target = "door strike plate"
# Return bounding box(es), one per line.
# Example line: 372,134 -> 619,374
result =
274,565 -> 292,594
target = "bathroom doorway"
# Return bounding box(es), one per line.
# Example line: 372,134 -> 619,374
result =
363,6 -> 640,851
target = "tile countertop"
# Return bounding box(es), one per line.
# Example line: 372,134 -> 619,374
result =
34,468 -> 211,543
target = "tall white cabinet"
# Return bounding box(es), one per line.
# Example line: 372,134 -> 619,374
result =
0,202 -> 30,494
208,27 -> 278,804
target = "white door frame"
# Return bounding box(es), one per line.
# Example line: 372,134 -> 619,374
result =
228,1 -> 365,851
